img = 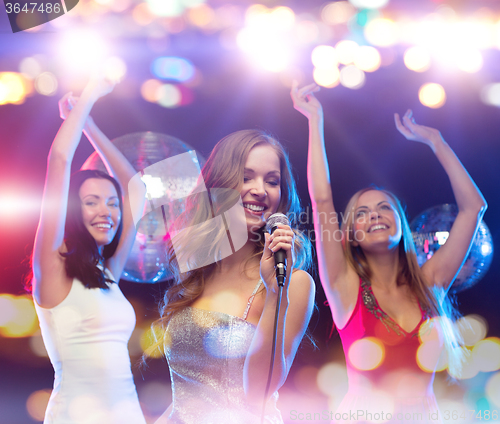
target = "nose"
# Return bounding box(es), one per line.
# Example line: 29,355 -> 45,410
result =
98,202 -> 112,217
369,209 -> 380,220
249,178 -> 266,198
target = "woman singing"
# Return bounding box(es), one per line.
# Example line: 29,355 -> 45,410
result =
291,81 -> 486,423
150,130 -> 316,423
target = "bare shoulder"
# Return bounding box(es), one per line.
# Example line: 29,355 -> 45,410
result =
289,269 -> 316,299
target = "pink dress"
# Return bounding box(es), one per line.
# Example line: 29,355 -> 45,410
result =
335,279 -> 443,424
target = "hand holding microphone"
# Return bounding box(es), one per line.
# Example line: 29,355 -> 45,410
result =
263,213 -> 294,287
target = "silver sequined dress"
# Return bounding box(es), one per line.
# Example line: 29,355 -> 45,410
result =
164,285 -> 283,424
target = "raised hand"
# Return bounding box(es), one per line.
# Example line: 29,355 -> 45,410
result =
260,224 -> 295,292
394,109 -> 444,150
290,80 -> 323,121
58,93 -> 77,120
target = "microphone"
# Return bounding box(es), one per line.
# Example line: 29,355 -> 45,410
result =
265,213 -> 289,287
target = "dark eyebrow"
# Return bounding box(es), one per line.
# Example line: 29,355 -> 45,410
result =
82,195 -> 119,201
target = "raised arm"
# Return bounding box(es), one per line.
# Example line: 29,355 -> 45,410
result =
290,81 -> 358,328
395,109 -> 487,290
60,96 -> 146,281
243,226 -> 315,408
32,78 -> 114,307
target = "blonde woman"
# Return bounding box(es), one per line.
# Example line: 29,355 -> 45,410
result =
151,130 -> 315,423
291,81 -> 486,423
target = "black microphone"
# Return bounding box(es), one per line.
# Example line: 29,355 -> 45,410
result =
265,213 -> 289,287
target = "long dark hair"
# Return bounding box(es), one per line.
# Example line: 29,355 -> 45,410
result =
25,169 -> 124,292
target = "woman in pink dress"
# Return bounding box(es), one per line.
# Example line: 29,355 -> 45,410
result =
291,82 -> 487,424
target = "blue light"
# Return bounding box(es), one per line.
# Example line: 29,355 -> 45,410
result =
151,57 -> 195,82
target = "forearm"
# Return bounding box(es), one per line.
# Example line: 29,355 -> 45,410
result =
244,290 -> 289,406
307,113 -> 332,204
431,136 -> 487,214
83,117 -> 137,189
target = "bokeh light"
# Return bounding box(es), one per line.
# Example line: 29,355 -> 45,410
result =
0,72 -> 29,105
472,337 -> 500,372
349,0 -> 389,9
103,57 -> 127,82
34,72 -> 58,96
26,389 -> 52,421
418,83 -> 446,108
316,362 -> 348,397
321,2 -> 356,26
0,295 -> 38,338
335,40 -> 359,65
348,337 -> 385,370
157,84 -> 182,108
480,83 -> 500,107
455,48 -> 483,73
19,57 -> 43,79
404,46 -> 431,72
456,315 -> 488,346
58,30 -> 108,73
354,46 -> 381,72
364,18 -> 398,46
313,67 -> 340,88
311,45 -> 338,69
146,0 -> 184,17
339,65 -> 365,89
417,340 -> 447,372
152,57 -> 195,82
141,79 -> 163,103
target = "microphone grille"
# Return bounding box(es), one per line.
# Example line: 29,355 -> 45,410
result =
265,213 -> 289,233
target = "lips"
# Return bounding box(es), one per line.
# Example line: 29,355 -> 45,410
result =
243,202 -> 268,215
368,223 -> 388,233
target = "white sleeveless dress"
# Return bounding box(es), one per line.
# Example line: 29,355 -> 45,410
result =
162,281 -> 283,423
34,269 -> 146,424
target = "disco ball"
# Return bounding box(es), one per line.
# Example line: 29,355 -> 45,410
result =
410,204 -> 493,292
82,132 -> 205,283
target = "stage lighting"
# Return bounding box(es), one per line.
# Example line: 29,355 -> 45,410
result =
335,40 -> 359,65
404,46 -> 431,72
312,45 -> 338,69
58,30 -> 109,74
418,83 -> 446,109
313,67 -> 340,88
364,18 -> 398,47
321,1 -> 356,26
354,46 -> 381,72
339,65 -> 365,89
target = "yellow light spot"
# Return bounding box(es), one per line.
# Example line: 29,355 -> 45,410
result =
348,337 -> 385,371
313,67 -> 340,88
321,2 -> 356,26
311,45 -> 338,69
354,46 -> 381,72
103,57 -> 127,83
141,79 -> 163,103
365,18 -> 399,47
269,6 -> 295,31
0,72 -> 27,105
34,72 -> 58,97
418,317 -> 441,343
456,48 -> 483,73
418,83 -> 446,109
26,389 -> 52,421
140,324 -> 167,358
417,340 -> 447,372
448,347 -> 477,380
472,337 -> 500,372
316,362 -> 348,397
404,46 -> 431,72
0,295 -> 38,338
339,65 -> 365,90
456,314 -> 488,346
132,3 -> 155,26
187,4 -> 215,28
335,40 -> 359,65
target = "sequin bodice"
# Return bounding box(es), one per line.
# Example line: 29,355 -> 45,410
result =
164,307 -> 282,424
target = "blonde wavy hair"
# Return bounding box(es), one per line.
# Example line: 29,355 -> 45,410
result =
341,187 -> 466,377
145,130 -> 312,357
